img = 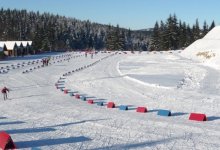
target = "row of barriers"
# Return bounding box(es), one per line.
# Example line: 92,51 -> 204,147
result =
55,52 -> 207,122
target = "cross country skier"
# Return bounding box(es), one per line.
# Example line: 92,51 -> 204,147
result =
1,87 -> 9,100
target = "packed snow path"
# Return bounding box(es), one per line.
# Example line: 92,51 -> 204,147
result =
0,51 -> 220,150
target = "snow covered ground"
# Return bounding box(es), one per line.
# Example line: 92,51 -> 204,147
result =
0,49 -> 220,150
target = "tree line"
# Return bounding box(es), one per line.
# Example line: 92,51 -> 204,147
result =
0,8 -> 150,52
0,9 -> 216,53
150,14 -> 215,51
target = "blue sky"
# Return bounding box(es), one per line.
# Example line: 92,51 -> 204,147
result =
0,0 -> 219,30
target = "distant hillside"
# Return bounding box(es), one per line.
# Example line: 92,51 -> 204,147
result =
0,8 -> 151,52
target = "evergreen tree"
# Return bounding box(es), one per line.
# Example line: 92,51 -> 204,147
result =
113,25 -> 120,50
159,20 -> 167,50
114,24 -> 124,50
202,21 -> 209,37
118,30 -> 126,50
181,22 -> 187,48
105,24 -> 126,50
106,25 -> 114,50
193,19 -> 201,40
178,21 -> 187,48
151,21 -> 160,50
126,28 -> 133,50
185,25 -> 193,47
209,20 -> 215,31
166,14 -> 178,50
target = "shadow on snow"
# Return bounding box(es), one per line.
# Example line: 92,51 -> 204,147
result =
207,116 -> 220,121
172,112 -> 188,116
90,136 -> 182,150
6,127 -> 56,134
0,121 -> 25,126
15,136 -> 91,149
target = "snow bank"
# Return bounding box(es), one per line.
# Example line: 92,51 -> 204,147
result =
204,26 -> 220,40
181,26 -> 220,69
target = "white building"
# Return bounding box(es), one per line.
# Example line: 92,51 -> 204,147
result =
0,41 -> 32,56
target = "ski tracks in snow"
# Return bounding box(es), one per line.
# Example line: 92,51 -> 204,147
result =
1,51 -> 220,149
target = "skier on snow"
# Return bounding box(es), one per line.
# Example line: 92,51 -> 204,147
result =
1,86 -> 9,100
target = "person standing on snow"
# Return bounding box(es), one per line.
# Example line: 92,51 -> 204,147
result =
1,86 -> 9,100
42,58 -> 46,66
47,56 -> 51,65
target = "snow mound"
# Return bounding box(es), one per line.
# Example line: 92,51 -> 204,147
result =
181,26 -> 220,69
203,26 -> 220,40
177,68 -> 206,90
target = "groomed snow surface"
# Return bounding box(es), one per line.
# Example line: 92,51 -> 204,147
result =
0,50 -> 220,150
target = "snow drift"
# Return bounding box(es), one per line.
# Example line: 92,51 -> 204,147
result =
182,26 -> 220,69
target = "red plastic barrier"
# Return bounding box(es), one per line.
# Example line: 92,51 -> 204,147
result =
136,107 -> 147,113
107,102 -> 115,108
75,94 -> 80,99
189,113 -> 207,121
0,131 -> 16,150
87,100 -> 94,104
64,89 -> 68,94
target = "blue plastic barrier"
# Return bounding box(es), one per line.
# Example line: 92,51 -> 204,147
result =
97,102 -> 104,106
80,96 -> 86,101
69,92 -> 74,96
119,105 -> 128,111
157,109 -> 171,117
